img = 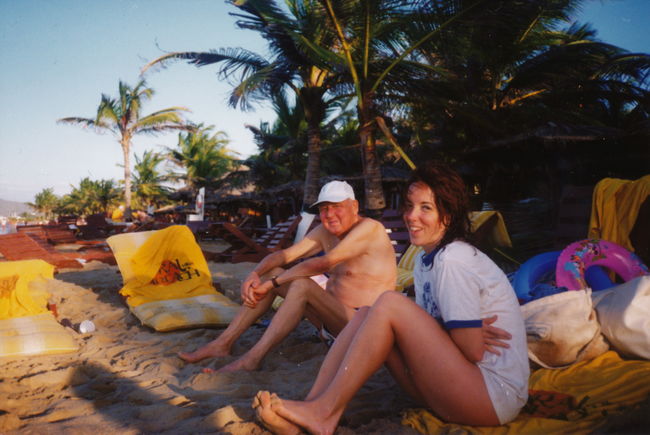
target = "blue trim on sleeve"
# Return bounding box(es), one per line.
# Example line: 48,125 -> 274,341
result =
444,319 -> 483,329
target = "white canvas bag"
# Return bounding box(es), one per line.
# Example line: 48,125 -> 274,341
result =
591,275 -> 650,360
521,289 -> 609,368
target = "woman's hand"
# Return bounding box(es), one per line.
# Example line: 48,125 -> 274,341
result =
482,315 -> 511,355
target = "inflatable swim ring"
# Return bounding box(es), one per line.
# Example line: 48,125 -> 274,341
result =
556,239 -> 649,290
513,251 -> 560,302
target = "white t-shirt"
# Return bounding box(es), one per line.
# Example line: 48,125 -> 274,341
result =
414,241 -> 529,424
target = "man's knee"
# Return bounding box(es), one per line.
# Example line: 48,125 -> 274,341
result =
283,277 -> 317,301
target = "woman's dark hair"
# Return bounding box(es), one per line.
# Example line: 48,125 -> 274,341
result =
405,161 -> 471,248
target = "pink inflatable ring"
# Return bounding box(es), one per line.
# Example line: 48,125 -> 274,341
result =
556,239 -> 649,290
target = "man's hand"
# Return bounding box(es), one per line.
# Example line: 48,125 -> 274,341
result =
482,315 -> 511,355
243,279 -> 274,308
241,271 -> 262,302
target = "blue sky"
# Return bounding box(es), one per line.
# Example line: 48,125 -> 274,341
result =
0,0 -> 648,203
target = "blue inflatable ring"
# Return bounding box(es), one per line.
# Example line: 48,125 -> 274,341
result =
513,251 -> 560,301
513,250 -> 616,302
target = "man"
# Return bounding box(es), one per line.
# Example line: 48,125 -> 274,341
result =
179,180 -> 398,372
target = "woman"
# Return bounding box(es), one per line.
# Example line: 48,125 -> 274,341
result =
254,161 -> 530,435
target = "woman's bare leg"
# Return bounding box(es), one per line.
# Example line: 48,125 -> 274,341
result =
269,292 -> 499,435
252,305 -> 369,433
305,307 -> 369,399
253,391 -> 301,435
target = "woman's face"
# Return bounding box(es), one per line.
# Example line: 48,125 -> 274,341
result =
403,182 -> 447,253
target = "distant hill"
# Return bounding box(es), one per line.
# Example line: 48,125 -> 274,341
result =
0,198 -> 33,217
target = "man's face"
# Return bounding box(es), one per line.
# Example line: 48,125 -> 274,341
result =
318,199 -> 359,237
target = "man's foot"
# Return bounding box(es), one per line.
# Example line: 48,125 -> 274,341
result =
270,393 -> 340,435
178,341 -> 230,363
253,391 -> 301,435
202,354 -> 261,373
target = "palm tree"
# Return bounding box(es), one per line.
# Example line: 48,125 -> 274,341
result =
58,79 -> 191,220
305,0 -> 484,214
132,150 -> 172,211
166,124 -> 238,192
29,188 -> 59,220
142,0 -> 342,210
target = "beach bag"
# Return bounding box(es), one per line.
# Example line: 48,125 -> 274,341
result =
591,275 -> 650,360
521,289 -> 609,368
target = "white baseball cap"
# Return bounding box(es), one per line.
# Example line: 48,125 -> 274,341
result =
310,180 -> 355,208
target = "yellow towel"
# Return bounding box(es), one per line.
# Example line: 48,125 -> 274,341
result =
470,211 -> 513,248
588,175 -> 650,252
402,351 -> 650,434
118,225 -> 217,307
0,260 -> 54,320
396,244 -> 423,292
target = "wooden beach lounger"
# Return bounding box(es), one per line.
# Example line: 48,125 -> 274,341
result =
207,215 -> 303,263
0,233 -> 115,271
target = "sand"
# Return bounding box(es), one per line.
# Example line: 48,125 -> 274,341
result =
1,253 -> 420,434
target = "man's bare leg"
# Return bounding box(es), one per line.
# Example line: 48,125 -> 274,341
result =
216,278 -> 349,373
178,289 -> 278,363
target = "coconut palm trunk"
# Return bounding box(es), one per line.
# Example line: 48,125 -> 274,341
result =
301,86 -> 328,209
358,96 -> 385,214
120,136 -> 133,220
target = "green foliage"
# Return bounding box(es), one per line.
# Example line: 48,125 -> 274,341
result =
132,150 -> 173,208
166,124 -> 238,192
57,178 -> 122,216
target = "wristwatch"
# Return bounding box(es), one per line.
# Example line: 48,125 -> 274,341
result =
271,275 -> 281,288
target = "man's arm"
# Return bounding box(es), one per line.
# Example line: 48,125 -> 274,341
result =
241,227 -> 325,305
253,219 -> 381,294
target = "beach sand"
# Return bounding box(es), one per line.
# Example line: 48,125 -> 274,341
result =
1,251 -> 420,434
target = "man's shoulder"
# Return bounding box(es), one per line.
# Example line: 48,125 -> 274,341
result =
355,216 -> 385,232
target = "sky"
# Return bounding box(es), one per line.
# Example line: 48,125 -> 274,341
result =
0,0 -> 648,204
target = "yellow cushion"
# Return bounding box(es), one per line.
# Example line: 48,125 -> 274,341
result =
131,293 -> 240,332
0,312 -> 77,357
396,244 -> 423,291
107,225 -> 239,331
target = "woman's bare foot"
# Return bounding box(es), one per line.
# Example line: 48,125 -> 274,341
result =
270,393 -> 340,435
178,340 -> 230,363
253,391 -> 301,435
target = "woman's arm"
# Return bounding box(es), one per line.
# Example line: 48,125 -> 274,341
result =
449,327 -> 486,363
